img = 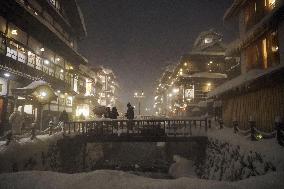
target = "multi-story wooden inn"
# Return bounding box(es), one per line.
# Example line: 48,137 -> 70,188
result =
0,0 -> 88,133
209,0 -> 284,131
154,30 -> 240,117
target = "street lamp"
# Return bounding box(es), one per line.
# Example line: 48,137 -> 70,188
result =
134,90 -> 145,115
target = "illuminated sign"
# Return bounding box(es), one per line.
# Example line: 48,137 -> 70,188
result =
185,85 -> 194,99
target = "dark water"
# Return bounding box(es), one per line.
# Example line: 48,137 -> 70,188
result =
89,141 -> 207,179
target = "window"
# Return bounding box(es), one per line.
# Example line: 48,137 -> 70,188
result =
266,30 -> 279,67
0,16 -> 6,34
204,37 -> 213,44
244,0 -> 267,30
43,47 -> 55,63
49,0 -> 61,11
7,23 -> 27,45
55,55 -> 64,67
0,35 -> 5,54
245,30 -> 279,71
266,0 -> 276,9
50,0 -> 56,6
28,37 -> 42,55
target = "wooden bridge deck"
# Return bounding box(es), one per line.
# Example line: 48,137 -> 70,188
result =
63,118 -> 209,142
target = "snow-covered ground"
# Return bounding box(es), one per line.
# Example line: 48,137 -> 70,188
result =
205,126 -> 284,171
1,121 -> 284,188
0,170 -> 283,189
0,133 -> 64,173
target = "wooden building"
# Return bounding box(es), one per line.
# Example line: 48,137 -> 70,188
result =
154,30 -> 240,117
0,0 -> 88,133
209,0 -> 284,131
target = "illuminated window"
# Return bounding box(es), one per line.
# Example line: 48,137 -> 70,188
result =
50,0 -> 56,6
267,0 -> 276,9
245,30 -> 279,71
85,79 -> 92,96
0,16 -> 6,33
204,37 -> 213,44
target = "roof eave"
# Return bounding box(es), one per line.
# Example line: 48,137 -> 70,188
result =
223,0 -> 248,21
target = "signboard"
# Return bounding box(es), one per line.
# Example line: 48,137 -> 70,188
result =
185,88 -> 194,99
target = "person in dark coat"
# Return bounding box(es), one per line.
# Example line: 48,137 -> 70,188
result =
104,107 -> 111,118
110,107 -> 119,119
125,103 -> 134,131
59,110 -> 69,123
125,103 -> 134,120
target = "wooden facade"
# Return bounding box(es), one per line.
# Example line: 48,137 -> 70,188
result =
212,0 -> 284,131
222,82 -> 284,131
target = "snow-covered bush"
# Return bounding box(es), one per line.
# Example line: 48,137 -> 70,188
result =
197,139 -> 276,181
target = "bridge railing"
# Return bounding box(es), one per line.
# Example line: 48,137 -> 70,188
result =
63,118 -> 208,137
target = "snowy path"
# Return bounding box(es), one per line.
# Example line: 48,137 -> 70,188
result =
0,170 -> 283,189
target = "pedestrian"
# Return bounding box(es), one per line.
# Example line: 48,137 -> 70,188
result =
9,110 -> 24,136
48,120 -> 54,135
125,103 -> 134,120
104,107 -> 111,118
110,107 -> 119,119
125,103 -> 134,132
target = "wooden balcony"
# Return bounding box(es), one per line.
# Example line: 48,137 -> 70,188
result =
0,0 -> 87,66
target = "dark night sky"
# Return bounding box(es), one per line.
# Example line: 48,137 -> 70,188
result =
77,0 -> 236,111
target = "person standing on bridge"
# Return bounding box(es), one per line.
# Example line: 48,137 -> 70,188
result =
125,103 -> 134,132
104,107 -> 111,118
110,107 -> 119,119
125,103 -> 134,120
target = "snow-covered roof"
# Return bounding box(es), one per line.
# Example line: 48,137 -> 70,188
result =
192,107 -> 200,112
197,101 -> 207,108
190,51 -> 225,56
18,80 -> 50,90
208,64 -> 284,98
182,72 -> 227,79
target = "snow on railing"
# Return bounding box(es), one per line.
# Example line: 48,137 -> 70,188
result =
62,118 -> 209,141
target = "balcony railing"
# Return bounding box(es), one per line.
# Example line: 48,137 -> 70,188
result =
16,0 -> 75,49
0,33 -> 73,87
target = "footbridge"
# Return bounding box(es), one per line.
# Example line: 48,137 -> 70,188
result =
63,118 -> 209,142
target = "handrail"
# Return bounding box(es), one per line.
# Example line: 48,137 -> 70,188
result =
62,118 -> 208,140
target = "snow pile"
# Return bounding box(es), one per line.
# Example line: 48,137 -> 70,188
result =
0,133 -> 105,173
0,133 -> 64,173
0,170 -> 283,189
207,127 -> 284,172
198,138 -> 276,181
169,155 -> 196,178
